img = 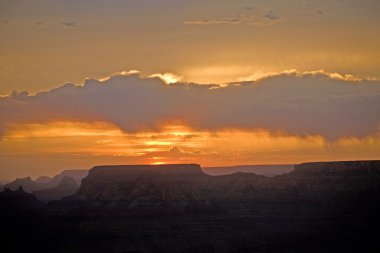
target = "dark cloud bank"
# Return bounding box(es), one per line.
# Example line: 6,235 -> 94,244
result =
1,73 -> 379,139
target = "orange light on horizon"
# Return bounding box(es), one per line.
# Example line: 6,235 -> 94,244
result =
1,120 -> 380,175
151,161 -> 167,165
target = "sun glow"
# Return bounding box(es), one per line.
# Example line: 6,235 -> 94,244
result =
1,120 -> 380,174
151,161 -> 167,165
149,73 -> 183,84
3,121 -> 124,139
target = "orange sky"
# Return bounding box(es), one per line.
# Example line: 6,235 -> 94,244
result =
1,0 -> 380,180
1,96 -> 379,180
1,0 -> 380,94
1,70 -> 380,179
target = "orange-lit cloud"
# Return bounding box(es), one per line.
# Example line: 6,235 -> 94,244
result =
1,71 -> 379,139
1,120 -> 380,179
1,70 -> 380,179
149,73 -> 183,84
184,10 -> 281,26
237,69 -> 367,83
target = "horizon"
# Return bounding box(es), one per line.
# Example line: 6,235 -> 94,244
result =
3,159 -> 380,183
2,162 -> 292,182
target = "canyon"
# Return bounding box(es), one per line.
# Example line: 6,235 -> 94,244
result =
0,161 -> 379,252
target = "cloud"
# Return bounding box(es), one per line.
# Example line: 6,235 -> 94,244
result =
1,19 -> 8,25
61,21 -> 77,29
141,146 -> 213,164
184,11 -> 281,26
316,9 -> 325,15
35,21 -> 46,26
1,71 -> 379,140
168,146 -> 207,156
184,17 -> 239,25
237,69 -> 365,83
264,11 -> 280,21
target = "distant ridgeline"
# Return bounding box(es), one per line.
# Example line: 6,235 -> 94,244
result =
294,160 -> 380,175
203,164 -> 294,176
3,170 -> 88,202
1,161 -> 379,253
2,161 -> 380,204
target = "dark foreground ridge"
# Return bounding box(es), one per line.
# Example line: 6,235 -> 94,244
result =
1,161 -> 380,253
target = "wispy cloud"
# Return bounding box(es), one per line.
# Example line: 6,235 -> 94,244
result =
264,10 -> 280,21
316,9 -> 325,15
0,19 -> 8,25
61,21 -> 77,29
184,17 -> 241,25
35,21 -> 46,26
184,10 -> 281,26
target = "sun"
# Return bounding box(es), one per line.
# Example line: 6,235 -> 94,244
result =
151,161 -> 166,165
149,73 -> 183,84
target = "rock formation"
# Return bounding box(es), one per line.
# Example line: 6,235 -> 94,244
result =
4,177 -> 46,192
35,169 -> 88,186
1,161 -> 380,253
5,170 -> 88,194
64,161 -> 380,215
0,187 -> 44,213
33,176 -> 79,202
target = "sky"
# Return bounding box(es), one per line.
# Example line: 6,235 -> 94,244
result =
0,0 -> 380,179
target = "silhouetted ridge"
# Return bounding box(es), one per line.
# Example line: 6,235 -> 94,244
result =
65,161 -> 380,208
2,161 -> 380,253
74,164 -> 210,206
51,170 -> 88,185
5,170 -> 88,195
36,169 -> 88,186
4,177 -> 44,192
89,164 -> 204,176
293,160 -> 380,175
203,164 -> 294,176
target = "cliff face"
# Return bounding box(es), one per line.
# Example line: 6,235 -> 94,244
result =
33,176 -> 79,202
280,160 -> 380,194
76,164 -> 213,206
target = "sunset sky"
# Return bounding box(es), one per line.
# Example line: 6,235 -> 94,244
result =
1,0 -> 380,180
